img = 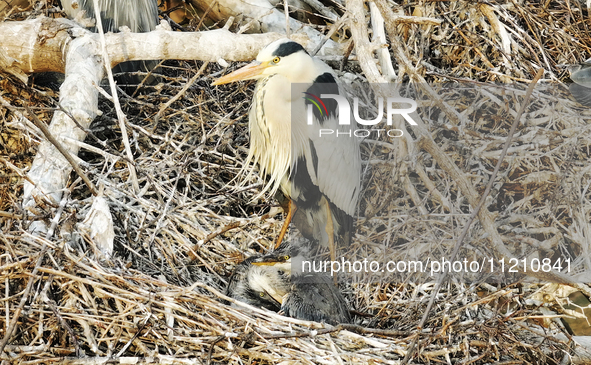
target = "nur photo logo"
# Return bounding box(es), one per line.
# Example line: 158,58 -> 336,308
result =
304,92 -> 417,126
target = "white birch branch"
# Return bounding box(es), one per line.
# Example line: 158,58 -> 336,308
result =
369,1 -> 396,82
0,18 -> 309,74
0,16 -> 318,234
21,22 -> 104,234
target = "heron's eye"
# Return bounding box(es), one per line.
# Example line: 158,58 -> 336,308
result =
283,255 -> 290,261
272,56 -> 281,64
259,292 -> 265,297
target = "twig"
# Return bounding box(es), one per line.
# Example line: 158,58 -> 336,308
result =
311,13 -> 349,56
511,320 -> 570,345
446,16 -> 495,71
402,69 -> 545,364
25,106 -> 98,196
284,0 -> 290,38
46,189 -> 70,241
387,14 -> 442,26
54,102 -> 134,165
339,39 -> 354,72
207,335 -> 226,365
0,156 -> 37,188
369,2 -> 396,81
301,0 -> 339,22
154,62 -> 209,124
130,59 -> 166,99
0,211 -> 23,219
0,245 -> 48,354
116,313 -> 152,357
48,295 -> 81,356
44,356 -> 209,364
0,164 -> 81,354
195,0 -> 218,31
92,0 -> 139,193
187,221 -> 241,261
263,323 -> 409,339
160,3 -> 186,17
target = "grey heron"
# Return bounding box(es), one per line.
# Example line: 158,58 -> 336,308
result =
212,39 -> 361,261
61,0 -> 160,87
226,240 -> 351,325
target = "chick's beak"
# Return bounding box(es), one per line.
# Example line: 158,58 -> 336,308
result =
251,255 -> 290,267
212,61 -> 270,85
262,286 -> 287,306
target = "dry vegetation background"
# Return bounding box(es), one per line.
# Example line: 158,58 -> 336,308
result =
2,0 -> 591,363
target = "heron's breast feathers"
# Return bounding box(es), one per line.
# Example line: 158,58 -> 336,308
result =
248,77 -> 292,198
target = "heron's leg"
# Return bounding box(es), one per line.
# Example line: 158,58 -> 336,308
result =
275,200 -> 297,249
324,199 -> 337,285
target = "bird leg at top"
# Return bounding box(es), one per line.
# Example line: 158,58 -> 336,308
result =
275,200 -> 297,249
324,199 -> 337,285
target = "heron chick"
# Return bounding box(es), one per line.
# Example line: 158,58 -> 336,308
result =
213,39 -> 361,260
227,241 -> 350,325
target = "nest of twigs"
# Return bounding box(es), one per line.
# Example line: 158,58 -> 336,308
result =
2,0 -> 591,364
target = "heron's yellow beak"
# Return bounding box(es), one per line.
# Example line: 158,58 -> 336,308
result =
251,261 -> 278,266
212,61 -> 270,85
267,290 -> 286,305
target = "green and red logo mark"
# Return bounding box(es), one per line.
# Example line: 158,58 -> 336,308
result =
303,92 -> 328,117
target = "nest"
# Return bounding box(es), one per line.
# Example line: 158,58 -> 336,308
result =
2,0 -> 591,363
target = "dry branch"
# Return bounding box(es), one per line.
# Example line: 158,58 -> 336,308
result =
25,105 -> 97,196
190,0 -> 343,55
0,18 -> 294,74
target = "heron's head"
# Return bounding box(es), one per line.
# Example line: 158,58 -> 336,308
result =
226,255 -> 292,310
212,39 -> 319,85
251,251 -> 292,271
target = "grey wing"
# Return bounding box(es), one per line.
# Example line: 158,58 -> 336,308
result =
62,0 -> 159,86
305,115 -> 362,216
570,83 -> 591,108
282,275 -> 350,324
571,64 -> 591,89
62,0 -> 158,32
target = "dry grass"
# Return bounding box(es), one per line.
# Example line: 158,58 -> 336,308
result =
2,0 -> 591,363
